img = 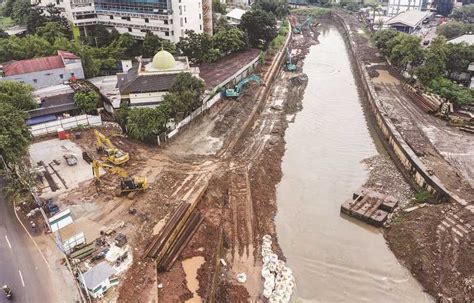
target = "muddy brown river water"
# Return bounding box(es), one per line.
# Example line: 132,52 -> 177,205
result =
275,25 -> 433,302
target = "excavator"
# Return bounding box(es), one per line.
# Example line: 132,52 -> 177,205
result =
92,159 -> 148,199
222,74 -> 261,98
94,130 -> 130,165
293,16 -> 313,34
286,48 -> 297,72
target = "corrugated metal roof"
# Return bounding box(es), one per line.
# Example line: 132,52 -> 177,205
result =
386,10 -> 432,28
448,35 -> 474,45
82,262 -> 117,290
3,56 -> 65,76
117,66 -> 177,94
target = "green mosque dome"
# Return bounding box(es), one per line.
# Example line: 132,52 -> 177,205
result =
152,49 -> 176,70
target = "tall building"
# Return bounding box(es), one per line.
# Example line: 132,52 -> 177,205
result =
33,0 -> 212,42
386,0 -> 428,16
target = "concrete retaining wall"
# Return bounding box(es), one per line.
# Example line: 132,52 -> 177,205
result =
332,13 -> 468,206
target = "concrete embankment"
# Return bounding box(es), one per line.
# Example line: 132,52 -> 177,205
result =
331,12 -> 470,208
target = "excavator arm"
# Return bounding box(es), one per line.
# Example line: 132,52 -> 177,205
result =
93,130 -> 130,165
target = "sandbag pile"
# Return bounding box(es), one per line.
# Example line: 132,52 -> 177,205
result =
261,235 -> 295,303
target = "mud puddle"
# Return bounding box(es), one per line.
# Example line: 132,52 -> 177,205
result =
275,24 -> 432,302
183,256 -> 205,303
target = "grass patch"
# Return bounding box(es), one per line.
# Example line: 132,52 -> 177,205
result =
414,190 -> 433,203
0,17 -> 14,29
270,19 -> 289,50
290,7 -> 332,17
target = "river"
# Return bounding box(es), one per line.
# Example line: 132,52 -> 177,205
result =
275,24 -> 433,302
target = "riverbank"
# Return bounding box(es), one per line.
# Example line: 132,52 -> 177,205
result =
332,10 -> 473,302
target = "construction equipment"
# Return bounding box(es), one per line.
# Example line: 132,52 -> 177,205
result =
293,16 -> 313,34
92,160 -> 148,198
285,48 -> 297,72
222,74 -> 261,98
94,130 -> 129,165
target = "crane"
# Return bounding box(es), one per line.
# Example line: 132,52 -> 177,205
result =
293,16 -> 313,34
92,160 -> 148,198
94,130 -> 130,165
286,48 -> 297,72
222,74 -> 262,98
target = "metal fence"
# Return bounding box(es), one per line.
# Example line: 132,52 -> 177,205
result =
30,115 -> 103,137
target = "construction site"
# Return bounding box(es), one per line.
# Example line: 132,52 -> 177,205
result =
18,10 -> 473,303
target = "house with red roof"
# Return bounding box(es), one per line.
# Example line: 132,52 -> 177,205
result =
0,50 -> 85,89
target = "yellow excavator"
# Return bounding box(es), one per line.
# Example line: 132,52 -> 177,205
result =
92,160 -> 148,198
94,130 -> 130,165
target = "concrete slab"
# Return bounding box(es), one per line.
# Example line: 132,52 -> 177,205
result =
29,138 -> 93,198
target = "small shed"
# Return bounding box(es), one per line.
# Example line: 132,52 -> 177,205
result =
81,261 -> 118,299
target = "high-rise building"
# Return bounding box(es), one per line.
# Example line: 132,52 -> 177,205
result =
33,0 -> 212,42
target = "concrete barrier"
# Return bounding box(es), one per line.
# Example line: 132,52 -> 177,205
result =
332,12 -> 468,206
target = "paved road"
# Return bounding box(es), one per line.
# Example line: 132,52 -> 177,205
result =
0,178 -> 52,303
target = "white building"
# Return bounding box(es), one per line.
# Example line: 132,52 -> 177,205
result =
226,8 -> 247,26
386,0 -> 428,17
117,49 -> 201,108
33,0 -> 213,42
80,261 -> 118,299
0,50 -> 85,89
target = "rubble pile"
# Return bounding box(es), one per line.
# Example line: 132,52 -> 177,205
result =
261,235 -> 295,303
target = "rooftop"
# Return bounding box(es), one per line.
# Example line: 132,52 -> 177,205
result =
226,8 -> 247,21
448,34 -> 474,45
27,93 -> 77,119
1,51 -> 79,76
386,10 -> 432,28
82,262 -> 117,289
117,66 -> 179,94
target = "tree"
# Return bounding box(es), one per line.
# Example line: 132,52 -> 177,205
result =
450,3 -> 474,22
142,32 -> 176,57
415,36 -> 448,84
73,89 -> 100,114
428,77 -> 474,106
0,29 -> 9,39
126,107 -> 169,142
1,0 -> 15,17
0,35 -> 55,62
212,0 -> 226,14
11,0 -> 30,24
373,29 -> 399,57
213,28 -> 247,54
253,0 -> 288,18
240,9 -> 277,49
436,21 -> 470,39
213,16 -> 231,33
169,72 -> 206,106
113,33 -> 141,58
0,102 -> 32,165
389,33 -> 424,74
25,4 -> 47,33
445,42 -> 474,77
0,81 -> 37,111
177,29 -> 214,63
435,0 -> 454,16
36,21 -> 68,44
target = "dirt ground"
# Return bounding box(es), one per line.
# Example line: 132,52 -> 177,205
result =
46,22 -> 318,303
334,10 -> 474,302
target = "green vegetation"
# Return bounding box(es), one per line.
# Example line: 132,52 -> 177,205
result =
290,7 -> 331,17
436,21 -> 474,39
0,81 -> 37,111
450,4 -> 474,22
373,29 -> 474,106
252,0 -> 288,18
270,19 -> 289,49
74,89 -> 101,114
121,73 -> 206,143
0,16 -> 14,29
212,0 -> 226,14
241,9 -> 278,49
0,102 -> 31,165
176,27 -> 247,63
414,190 -> 433,203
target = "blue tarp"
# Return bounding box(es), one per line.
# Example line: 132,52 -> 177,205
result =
26,114 -> 57,126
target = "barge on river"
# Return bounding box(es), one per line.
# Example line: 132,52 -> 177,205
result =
341,188 -> 398,227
